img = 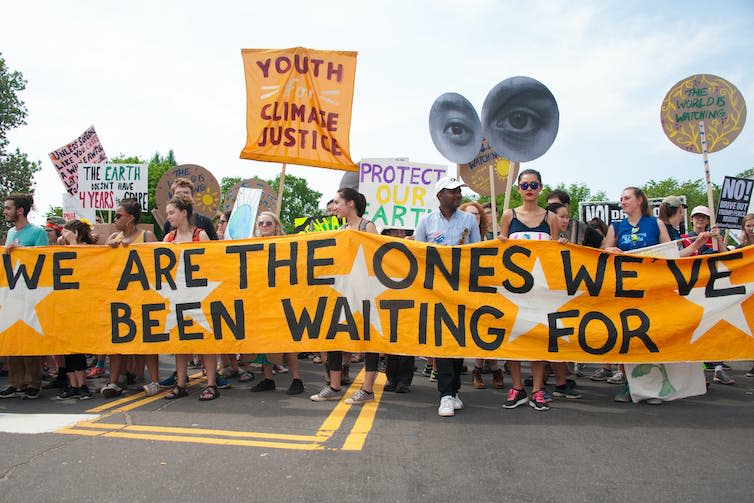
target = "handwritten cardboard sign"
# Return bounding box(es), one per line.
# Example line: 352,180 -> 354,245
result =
48,126 -> 107,195
154,164 -> 221,219
458,138 -> 510,196
359,159 -> 447,230
661,74 -> 747,154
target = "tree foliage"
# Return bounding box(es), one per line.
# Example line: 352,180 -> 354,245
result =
1,53 -> 41,241
265,173 -> 322,233
220,176 -> 243,199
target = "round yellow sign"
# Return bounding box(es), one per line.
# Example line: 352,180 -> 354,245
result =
660,74 -> 747,154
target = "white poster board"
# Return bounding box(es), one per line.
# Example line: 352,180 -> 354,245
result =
77,164 -> 148,211
227,187 -> 263,240
359,159 -> 447,230
62,193 -> 96,223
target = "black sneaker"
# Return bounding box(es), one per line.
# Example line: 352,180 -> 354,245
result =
553,384 -> 582,399
0,386 -> 22,398
78,385 -> 93,400
502,388 -> 528,409
383,381 -> 398,392
57,387 -> 80,400
250,378 -> 276,392
529,390 -> 550,411
395,384 -> 410,393
22,387 -> 40,400
286,378 -> 304,395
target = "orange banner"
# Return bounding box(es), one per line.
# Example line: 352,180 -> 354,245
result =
240,47 -> 358,171
1,233 -> 753,361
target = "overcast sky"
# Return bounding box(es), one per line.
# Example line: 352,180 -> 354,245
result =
2,0 -> 753,223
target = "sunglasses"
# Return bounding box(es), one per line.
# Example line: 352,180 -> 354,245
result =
257,221 -> 274,227
518,181 -> 540,190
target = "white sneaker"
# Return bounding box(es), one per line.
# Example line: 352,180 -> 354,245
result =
101,383 -> 123,398
438,395 -> 455,417
453,393 -> 463,410
143,382 -> 160,396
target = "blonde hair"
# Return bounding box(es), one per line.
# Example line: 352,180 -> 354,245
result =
254,211 -> 286,237
460,201 -> 490,237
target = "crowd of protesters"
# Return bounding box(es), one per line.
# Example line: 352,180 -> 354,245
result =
2,173 -> 753,416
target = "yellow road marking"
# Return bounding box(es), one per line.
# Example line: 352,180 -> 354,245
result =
61,368 -> 386,451
57,429 -> 325,450
341,372 -> 387,451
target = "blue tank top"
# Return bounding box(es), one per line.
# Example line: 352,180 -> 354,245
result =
509,208 -> 551,237
613,216 -> 660,251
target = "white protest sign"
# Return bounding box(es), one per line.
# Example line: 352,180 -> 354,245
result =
227,187 -> 263,240
62,193 -> 96,223
77,164 -> 148,211
359,159 -> 447,230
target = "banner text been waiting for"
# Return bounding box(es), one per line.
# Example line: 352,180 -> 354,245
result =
0,233 -> 753,361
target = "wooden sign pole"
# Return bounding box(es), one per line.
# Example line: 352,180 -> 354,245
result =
503,161 -> 520,213
698,121 -> 719,251
488,164 -> 499,237
276,163 -> 287,215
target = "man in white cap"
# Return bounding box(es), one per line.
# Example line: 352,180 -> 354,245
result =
414,175 -> 480,416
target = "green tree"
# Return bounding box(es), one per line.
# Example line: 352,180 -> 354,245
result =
1,54 -> 41,241
266,174 -> 322,233
221,176 -> 243,199
641,177 -> 718,211
110,150 -> 177,236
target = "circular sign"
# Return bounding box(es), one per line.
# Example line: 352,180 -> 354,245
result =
429,92 -> 483,164
458,138 -> 511,196
155,164 -> 222,218
481,76 -> 559,162
660,74 -> 747,154
221,177 -> 277,214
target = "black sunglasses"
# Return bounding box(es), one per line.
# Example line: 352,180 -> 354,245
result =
518,181 -> 540,190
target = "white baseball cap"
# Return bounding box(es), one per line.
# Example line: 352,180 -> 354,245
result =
435,176 -> 466,196
690,205 -> 711,217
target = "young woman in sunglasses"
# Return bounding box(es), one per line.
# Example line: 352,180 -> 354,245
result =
498,168 -> 560,411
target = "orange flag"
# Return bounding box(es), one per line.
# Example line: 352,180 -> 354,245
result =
240,47 -> 358,171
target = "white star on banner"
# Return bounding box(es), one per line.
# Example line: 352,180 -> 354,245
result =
0,260 -> 53,335
681,264 -> 754,343
496,257 -> 580,343
330,245 -> 390,337
154,255 -> 221,334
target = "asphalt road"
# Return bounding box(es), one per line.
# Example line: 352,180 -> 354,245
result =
0,358 -> 753,502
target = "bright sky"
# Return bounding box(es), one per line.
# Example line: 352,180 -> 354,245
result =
2,0 -> 753,224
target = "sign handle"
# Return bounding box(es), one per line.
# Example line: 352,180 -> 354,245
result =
502,161 -> 520,214
488,164 -> 498,237
276,163 -> 287,215
698,121 -> 719,251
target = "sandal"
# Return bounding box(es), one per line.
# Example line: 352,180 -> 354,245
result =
199,385 -> 219,401
164,385 -> 188,400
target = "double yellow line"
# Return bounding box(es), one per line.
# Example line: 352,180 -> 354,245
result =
57,370 -> 386,451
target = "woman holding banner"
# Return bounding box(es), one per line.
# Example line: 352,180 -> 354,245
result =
161,195 -> 220,401
605,187 -> 672,404
498,169 -> 560,412
101,198 -> 161,398
310,188 -> 379,405
249,211 -> 305,395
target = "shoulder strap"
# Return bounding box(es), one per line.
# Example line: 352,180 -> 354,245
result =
192,227 -> 203,241
359,218 -> 372,231
166,230 -> 177,243
511,208 -> 517,220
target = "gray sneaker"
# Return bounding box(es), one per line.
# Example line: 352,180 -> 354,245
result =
345,389 -> 374,405
310,386 -> 343,402
714,369 -> 735,385
143,382 -> 160,396
607,371 -> 626,384
590,367 -> 613,381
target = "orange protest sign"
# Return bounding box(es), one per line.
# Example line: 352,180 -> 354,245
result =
240,47 -> 358,171
1,234 -> 753,362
